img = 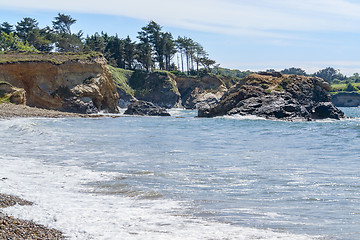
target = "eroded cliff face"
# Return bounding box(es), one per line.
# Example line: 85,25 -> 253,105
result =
0,56 -> 119,113
129,71 -> 182,108
331,92 -> 360,107
175,75 -> 235,109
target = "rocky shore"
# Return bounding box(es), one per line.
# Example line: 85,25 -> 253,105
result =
0,193 -> 64,239
0,103 -> 89,119
198,72 -> 345,121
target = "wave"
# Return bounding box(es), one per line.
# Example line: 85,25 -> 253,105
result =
0,155 -> 319,240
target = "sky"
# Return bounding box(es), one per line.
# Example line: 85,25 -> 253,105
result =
1,0 -> 360,75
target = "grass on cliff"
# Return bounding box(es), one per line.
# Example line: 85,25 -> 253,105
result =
108,66 -> 135,97
0,51 -> 103,64
331,83 -> 360,92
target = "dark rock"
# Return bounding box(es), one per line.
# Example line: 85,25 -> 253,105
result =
129,71 -> 182,108
117,88 -> 136,108
258,71 -> 283,78
124,100 -> 170,116
198,73 -> 345,121
311,102 -> 345,120
62,97 -> 98,114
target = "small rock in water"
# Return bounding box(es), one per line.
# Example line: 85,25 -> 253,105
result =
124,100 -> 171,116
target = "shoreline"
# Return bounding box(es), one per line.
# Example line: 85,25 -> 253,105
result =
0,103 -> 86,119
0,193 -> 65,239
0,103 -> 120,119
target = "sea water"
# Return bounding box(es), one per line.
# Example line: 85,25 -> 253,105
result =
0,108 -> 360,239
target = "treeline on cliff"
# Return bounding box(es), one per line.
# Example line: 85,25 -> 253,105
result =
0,14 -> 215,74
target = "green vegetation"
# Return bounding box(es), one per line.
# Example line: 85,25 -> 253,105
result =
280,67 -> 307,76
108,66 -> 134,97
1,16 -> 216,74
3,14 -> 360,87
212,67 -> 253,79
331,82 -> 360,92
0,93 -> 11,103
0,51 -> 102,64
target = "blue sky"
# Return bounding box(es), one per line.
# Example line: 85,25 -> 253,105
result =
1,0 -> 360,75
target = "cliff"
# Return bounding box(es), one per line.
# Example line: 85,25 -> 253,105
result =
331,92 -> 360,107
128,70 -> 182,108
175,74 -> 237,109
0,52 -> 119,113
198,72 -> 345,120
109,67 -> 240,110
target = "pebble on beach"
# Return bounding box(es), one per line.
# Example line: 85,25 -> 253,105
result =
0,193 -> 65,240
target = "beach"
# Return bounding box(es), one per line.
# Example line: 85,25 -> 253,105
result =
0,103 -> 85,119
0,193 -> 64,239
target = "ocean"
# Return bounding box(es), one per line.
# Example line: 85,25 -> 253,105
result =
0,108 -> 359,239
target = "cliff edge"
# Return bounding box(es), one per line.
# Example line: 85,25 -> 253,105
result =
0,52 -> 119,113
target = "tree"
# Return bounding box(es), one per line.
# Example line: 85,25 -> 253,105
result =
16,17 -> 38,42
199,57 -> 216,72
348,73 -> 360,83
0,32 -> 36,51
85,32 -> 106,53
314,67 -> 338,83
52,13 -> 76,35
0,22 -> 14,34
138,21 -> 168,70
27,28 -> 53,51
194,42 -> 207,71
136,41 -> 153,71
124,36 -> 136,69
52,14 -> 83,52
162,32 -> 176,71
104,35 -> 125,68
281,67 -> 307,76
137,26 -> 154,71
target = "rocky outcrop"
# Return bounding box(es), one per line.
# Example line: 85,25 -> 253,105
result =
175,74 -> 236,109
0,53 -> 119,113
198,72 -> 345,121
0,81 -> 26,105
124,100 -> 170,116
331,92 -> 360,107
129,71 -> 182,108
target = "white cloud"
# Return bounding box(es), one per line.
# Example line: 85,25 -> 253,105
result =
2,0 -> 360,37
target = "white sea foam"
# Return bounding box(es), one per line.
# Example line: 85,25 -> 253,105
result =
0,155 -> 318,240
223,114 -> 268,121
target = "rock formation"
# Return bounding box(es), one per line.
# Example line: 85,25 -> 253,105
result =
331,92 -> 360,107
124,100 -> 170,116
129,71 -> 182,108
0,81 -> 26,105
0,53 -> 119,114
175,74 -> 235,109
198,72 -> 345,120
